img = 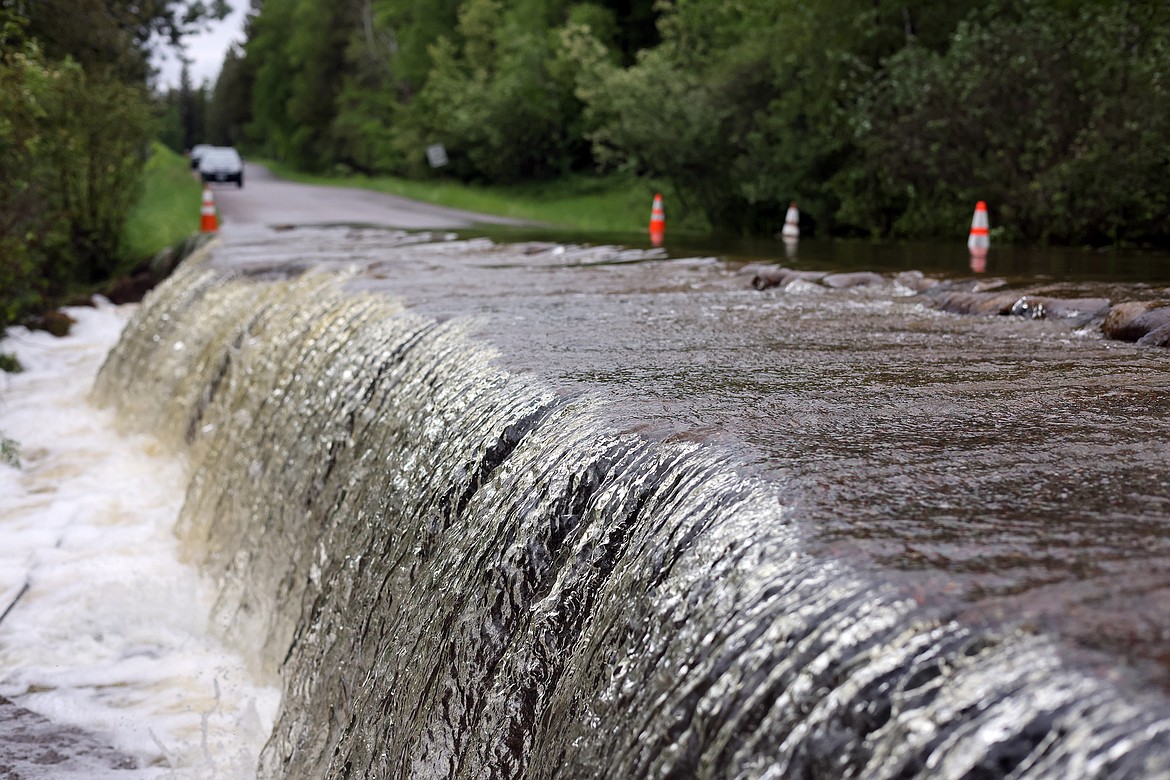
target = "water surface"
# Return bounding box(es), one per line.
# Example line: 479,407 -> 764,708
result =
217,224 -> 1170,689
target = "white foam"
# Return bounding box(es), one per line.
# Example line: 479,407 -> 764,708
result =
0,301 -> 278,778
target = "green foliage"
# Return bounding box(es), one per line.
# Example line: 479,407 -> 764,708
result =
1,296 -> 24,473
0,0 -> 221,335
282,0 -> 359,170
329,2 -> 404,173
0,29 -> 154,331
122,143 -> 205,262
0,41 -> 55,329
372,0 -> 463,92
839,0 -> 1170,245
398,2 -> 583,182
37,60 -> 154,281
332,78 -> 402,174
153,64 -> 212,155
576,43 -> 728,209
205,45 -> 252,147
242,0 -> 367,170
219,0 -> 1170,246
245,0 -> 298,160
24,0 -> 230,84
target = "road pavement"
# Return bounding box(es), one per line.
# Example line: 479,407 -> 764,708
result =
205,162 -> 526,230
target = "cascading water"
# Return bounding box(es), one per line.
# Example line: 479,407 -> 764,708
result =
0,299 -> 278,777
90,240 -> 1170,778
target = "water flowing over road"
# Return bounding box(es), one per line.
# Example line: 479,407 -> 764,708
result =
91,165 -> 1170,776
5,166 -> 1169,777
0,304 -> 278,777
209,169 -> 1170,693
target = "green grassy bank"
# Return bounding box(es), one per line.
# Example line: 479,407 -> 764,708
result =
257,159 -> 710,237
121,143 -> 204,265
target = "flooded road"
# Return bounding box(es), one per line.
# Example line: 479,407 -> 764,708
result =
209,205 -> 1170,693
6,168 -> 1168,776
203,166 -> 1170,683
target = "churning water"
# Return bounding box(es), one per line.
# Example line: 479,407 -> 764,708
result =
5,224 -> 1170,777
0,302 -> 278,778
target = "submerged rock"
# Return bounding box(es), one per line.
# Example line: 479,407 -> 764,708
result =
822,270 -> 886,288
1138,322 -> 1170,347
923,289 -> 1022,316
0,696 -> 138,774
751,267 -> 827,291
1009,295 -> 1111,324
1102,300 -> 1170,343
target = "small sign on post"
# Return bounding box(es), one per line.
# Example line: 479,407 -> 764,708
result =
426,143 -> 448,168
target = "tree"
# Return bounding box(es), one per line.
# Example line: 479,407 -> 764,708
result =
38,60 -> 155,282
244,0 -> 298,159
206,44 -> 254,147
223,0 -> 1170,245
21,0 -> 230,84
0,35 -> 57,328
243,0 -> 358,169
330,0 -> 403,173
839,0 -> 1170,245
391,0 -> 587,181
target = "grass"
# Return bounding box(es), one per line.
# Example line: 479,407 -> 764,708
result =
257,159 -> 711,238
121,142 -> 204,266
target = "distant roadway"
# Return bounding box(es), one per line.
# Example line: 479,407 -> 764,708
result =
207,162 -> 526,231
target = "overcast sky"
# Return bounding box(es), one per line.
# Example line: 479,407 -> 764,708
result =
151,1 -> 248,90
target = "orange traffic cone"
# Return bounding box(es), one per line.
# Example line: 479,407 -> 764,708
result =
649,194 -> 665,247
200,186 -> 218,233
781,201 -> 800,240
967,200 -> 989,258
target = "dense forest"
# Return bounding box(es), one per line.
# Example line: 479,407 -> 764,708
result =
0,0 -> 226,330
192,0 -> 1170,246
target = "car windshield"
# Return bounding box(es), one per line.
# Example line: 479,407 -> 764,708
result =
201,149 -> 241,166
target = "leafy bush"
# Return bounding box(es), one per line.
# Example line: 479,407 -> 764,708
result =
0,35 -> 153,331
836,1 -> 1170,246
38,60 -> 153,280
0,41 -> 59,330
396,0 -> 583,183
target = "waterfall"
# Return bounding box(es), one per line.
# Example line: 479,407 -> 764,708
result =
92,247 -> 1170,778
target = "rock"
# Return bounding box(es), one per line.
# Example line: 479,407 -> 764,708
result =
24,310 -> 76,337
104,269 -> 157,304
822,271 -> 885,289
1138,322 -> 1170,347
925,290 -> 1022,316
751,267 -> 827,291
751,267 -> 788,290
894,271 -> 939,293
1102,301 -> 1170,343
1009,296 -> 1111,323
0,696 -> 137,772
